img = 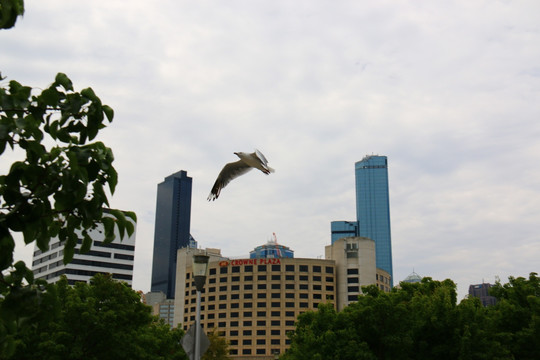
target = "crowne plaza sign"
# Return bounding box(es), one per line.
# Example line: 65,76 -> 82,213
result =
219,258 -> 282,267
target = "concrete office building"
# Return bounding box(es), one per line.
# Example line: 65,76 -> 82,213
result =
151,170 -> 195,299
144,291 -> 175,327
174,238 -> 389,359
31,219 -> 136,286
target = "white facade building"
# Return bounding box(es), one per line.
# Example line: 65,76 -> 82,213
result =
31,220 -> 136,286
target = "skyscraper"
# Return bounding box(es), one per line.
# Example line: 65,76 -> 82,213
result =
151,170 -> 193,298
355,155 -> 393,286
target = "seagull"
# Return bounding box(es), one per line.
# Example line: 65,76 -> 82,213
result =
207,149 -> 274,201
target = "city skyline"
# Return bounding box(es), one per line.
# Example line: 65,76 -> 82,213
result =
5,1 -> 539,302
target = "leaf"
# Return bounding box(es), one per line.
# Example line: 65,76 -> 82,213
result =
80,232 -> 93,254
102,105 -> 114,122
55,73 -> 73,91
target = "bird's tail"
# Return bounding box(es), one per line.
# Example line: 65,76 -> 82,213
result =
264,166 -> 275,174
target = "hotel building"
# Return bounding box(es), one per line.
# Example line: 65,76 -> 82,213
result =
173,237 -> 390,359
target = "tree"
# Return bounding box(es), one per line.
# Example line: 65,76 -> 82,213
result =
0,0 -> 24,29
9,274 -> 188,360
283,277 -> 536,360
202,329 -> 231,360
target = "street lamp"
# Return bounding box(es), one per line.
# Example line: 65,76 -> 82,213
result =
193,254 -> 209,360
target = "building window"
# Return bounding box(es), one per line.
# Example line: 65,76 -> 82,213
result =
244,284 -> 253,290
258,293 -> 267,299
219,285 -> 227,291
231,276 -> 240,282
230,330 -> 238,336
220,277 -> 227,283
218,322 -> 226,327
299,275 -> 308,281
243,330 -> 252,336
271,274 -> 281,281
299,293 -> 308,299
285,311 -> 294,317
347,277 -> 359,284
257,329 -> 266,336
258,283 -> 267,290
257,302 -> 266,308
326,277 -> 334,282
230,340 -> 238,346
326,285 -> 334,291
243,339 -> 252,345
313,265 -> 321,273
219,313 -> 226,319
230,321 -> 239,327
313,284 -> 321,291
271,339 -> 280,345
285,275 -> 294,281
256,349 -> 266,355
326,267 -> 333,274
285,293 -> 294,298
348,286 -> 360,292
313,276 -> 321,282
271,302 -> 280,307
231,285 -> 240,291
232,266 -> 240,273
209,268 -> 216,275
285,302 -> 294,307
299,302 -> 308,308
271,320 -> 280,326
286,264 -> 294,272
299,265 -> 308,272
231,312 -> 239,318
347,268 -> 359,275
257,320 -> 266,326
258,265 -> 267,272
244,302 -> 253,308
257,339 -> 266,345
271,293 -> 280,298
271,311 -> 280,317
244,293 -> 253,299
348,295 -> 358,302
244,311 -> 252,317
220,267 -> 228,274
286,284 -> 295,290
299,284 -> 308,290
271,330 -> 280,335
313,293 -> 322,299
219,295 -> 227,300
208,278 -> 216,284
286,320 -> 295,326
257,311 -> 266,317
271,264 -> 281,271
245,265 -> 253,272
242,349 -> 251,355
244,275 -> 253,281
258,275 -> 267,281
271,283 -> 281,290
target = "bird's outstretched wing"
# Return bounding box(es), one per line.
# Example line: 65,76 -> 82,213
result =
254,149 -> 269,165
207,160 -> 253,201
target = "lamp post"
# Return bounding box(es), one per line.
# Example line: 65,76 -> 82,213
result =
192,254 -> 209,360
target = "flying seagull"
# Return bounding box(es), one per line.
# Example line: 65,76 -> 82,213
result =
207,149 -> 274,201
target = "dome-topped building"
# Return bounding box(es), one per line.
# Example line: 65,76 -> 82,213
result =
249,233 -> 294,259
403,270 -> 422,283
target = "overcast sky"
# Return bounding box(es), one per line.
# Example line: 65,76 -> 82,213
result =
2,0 -> 539,299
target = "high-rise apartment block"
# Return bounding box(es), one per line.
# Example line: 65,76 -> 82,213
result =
151,170 -> 194,299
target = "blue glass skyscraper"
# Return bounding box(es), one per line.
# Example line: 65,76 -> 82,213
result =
355,155 -> 393,285
151,170 -> 193,298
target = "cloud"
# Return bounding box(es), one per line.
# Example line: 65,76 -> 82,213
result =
3,0 -> 540,300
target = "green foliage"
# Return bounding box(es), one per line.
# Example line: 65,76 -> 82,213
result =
0,0 -> 24,29
7,274 -> 187,360
0,72 -> 137,357
202,329 -> 231,360
283,275 -> 540,360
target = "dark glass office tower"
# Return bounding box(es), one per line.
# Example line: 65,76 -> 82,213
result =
355,155 -> 393,286
330,221 -> 359,244
151,170 -> 192,298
